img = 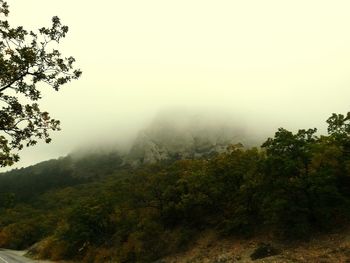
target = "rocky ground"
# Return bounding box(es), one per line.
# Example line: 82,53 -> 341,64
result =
161,229 -> 350,263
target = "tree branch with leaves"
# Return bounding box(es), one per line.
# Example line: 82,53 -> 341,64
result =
0,0 -> 81,166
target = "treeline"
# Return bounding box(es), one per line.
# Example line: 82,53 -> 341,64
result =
0,152 -> 123,203
1,113 -> 350,262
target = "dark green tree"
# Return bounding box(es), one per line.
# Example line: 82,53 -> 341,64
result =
57,198 -> 114,257
0,0 -> 81,166
327,112 -> 350,138
260,128 -> 318,238
324,112 -> 350,198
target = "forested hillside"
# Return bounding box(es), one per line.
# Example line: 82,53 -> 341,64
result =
0,112 -> 350,262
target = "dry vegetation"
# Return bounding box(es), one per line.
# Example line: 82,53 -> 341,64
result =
163,228 -> 350,263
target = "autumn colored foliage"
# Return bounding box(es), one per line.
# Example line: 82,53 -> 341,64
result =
1,113 -> 350,262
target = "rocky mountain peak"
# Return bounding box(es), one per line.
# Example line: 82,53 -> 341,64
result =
126,111 -> 246,165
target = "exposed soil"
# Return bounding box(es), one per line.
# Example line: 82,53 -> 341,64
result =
162,229 -> 350,263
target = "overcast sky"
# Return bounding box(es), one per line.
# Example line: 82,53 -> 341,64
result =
3,0 -> 350,170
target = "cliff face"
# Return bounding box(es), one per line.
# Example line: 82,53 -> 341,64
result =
126,112 -> 246,165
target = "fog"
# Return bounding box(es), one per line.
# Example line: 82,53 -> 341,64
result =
2,0 -> 350,170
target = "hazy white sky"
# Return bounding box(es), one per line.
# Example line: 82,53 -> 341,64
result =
3,0 -> 350,169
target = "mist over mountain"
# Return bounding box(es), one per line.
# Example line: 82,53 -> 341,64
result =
0,109 -> 257,178
66,109 -> 257,168
0,110 -> 250,205
126,110 -> 249,165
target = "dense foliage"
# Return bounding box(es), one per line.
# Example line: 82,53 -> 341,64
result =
0,113 -> 350,262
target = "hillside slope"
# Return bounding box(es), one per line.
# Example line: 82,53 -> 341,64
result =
0,112 -> 350,263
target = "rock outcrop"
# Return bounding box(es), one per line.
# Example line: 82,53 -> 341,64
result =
125,112 -> 246,165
